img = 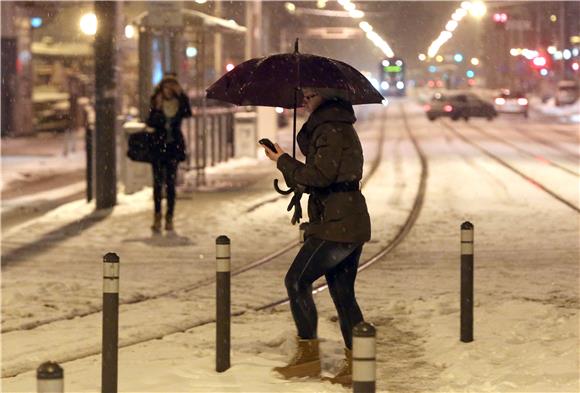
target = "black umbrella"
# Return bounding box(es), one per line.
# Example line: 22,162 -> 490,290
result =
206,39 -> 384,194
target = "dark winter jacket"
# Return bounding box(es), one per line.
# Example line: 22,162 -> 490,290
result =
146,92 -> 192,162
277,99 -> 371,244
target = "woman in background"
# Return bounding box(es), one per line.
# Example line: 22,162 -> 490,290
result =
146,74 -> 191,232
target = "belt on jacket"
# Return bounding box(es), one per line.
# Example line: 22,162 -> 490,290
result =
314,181 -> 360,193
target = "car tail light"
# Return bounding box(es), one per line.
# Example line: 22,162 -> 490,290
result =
444,105 -> 453,112
424,104 -> 431,111
495,97 -> 506,105
517,98 -> 528,105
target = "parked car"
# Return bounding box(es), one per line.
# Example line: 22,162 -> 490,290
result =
494,89 -> 529,117
424,93 -> 497,121
555,80 -> 579,106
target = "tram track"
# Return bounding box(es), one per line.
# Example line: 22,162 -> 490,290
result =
441,121 -> 580,213
464,122 -> 579,177
511,126 -> 580,164
3,103 -> 429,379
2,108 -> 389,335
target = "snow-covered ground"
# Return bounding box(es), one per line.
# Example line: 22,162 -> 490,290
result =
2,102 -> 579,392
531,97 -> 580,124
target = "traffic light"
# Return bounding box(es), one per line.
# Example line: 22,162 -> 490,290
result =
493,13 -> 507,29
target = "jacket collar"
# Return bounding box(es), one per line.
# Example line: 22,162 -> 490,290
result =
305,99 -> 356,132
297,99 -> 356,155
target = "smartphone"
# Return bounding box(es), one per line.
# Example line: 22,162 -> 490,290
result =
259,138 -> 278,153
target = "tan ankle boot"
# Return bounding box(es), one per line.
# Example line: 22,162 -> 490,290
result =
326,348 -> 352,386
273,338 -> 321,379
151,213 -> 162,232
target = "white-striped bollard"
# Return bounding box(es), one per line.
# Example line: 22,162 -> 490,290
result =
216,235 -> 231,372
352,322 -> 376,393
460,221 -> 474,343
102,252 -> 119,393
37,361 -> 63,393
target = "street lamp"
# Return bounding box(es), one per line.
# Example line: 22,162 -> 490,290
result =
80,12 -> 97,36
469,1 -> 487,18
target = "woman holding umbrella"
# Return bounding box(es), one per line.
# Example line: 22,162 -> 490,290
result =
146,74 -> 191,232
263,87 -> 371,385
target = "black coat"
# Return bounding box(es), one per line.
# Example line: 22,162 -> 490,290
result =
277,100 -> 371,244
146,93 -> 192,162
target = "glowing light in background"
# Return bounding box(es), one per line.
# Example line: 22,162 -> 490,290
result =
124,25 -> 135,39
186,47 -> 198,58
470,57 -> 480,66
30,17 -> 43,28
339,0 -> 394,57
226,63 -> 235,72
80,13 -> 97,36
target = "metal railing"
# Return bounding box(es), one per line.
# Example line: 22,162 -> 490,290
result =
184,106 -> 240,186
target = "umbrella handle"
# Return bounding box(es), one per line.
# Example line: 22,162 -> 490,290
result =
273,179 -> 294,195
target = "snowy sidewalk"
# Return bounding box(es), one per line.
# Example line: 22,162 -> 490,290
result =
2,105 -> 578,393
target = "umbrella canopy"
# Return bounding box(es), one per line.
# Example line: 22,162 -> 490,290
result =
206,53 -> 384,108
205,41 -> 384,197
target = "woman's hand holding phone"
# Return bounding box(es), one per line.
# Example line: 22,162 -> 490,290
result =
259,138 -> 284,161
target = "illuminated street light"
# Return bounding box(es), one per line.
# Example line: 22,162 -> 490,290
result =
454,53 -> 464,62
316,0 -> 327,8
572,62 -> 579,72
186,46 -> 198,58
359,21 -> 372,32
418,53 -> 427,61
124,25 -> 135,39
550,15 -> 557,23
470,57 -> 480,66
436,55 -> 444,62
470,1 -> 487,18
285,2 -> 296,13
540,68 -> 548,76
446,20 -> 458,32
80,13 -> 97,36
349,10 -> 364,18
547,46 -> 557,54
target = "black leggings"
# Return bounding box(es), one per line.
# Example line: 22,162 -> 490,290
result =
285,237 -> 364,349
152,159 -> 178,216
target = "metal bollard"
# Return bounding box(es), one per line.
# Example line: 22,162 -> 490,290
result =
102,252 -> 120,393
460,221 -> 474,343
352,322 -> 376,393
216,236 -> 231,372
37,361 -> 63,393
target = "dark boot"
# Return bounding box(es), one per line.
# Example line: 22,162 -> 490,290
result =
273,338 -> 321,379
325,348 -> 352,386
151,213 -> 162,233
165,214 -> 174,231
